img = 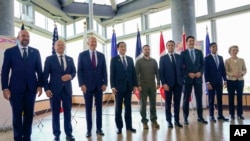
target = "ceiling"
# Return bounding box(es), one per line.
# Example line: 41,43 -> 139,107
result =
19,0 -> 170,26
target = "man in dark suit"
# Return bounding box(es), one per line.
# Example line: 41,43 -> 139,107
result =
43,40 -> 76,141
181,35 -> 208,124
110,41 -> 137,134
1,30 -> 43,141
204,42 -> 229,122
77,36 -> 107,138
159,40 -> 183,128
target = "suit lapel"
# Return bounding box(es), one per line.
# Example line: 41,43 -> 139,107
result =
52,55 -> 62,72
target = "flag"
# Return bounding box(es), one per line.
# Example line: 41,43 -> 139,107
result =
135,29 -> 142,60
52,24 -> 58,55
135,29 -> 142,99
205,28 -> 211,95
159,32 -> 166,100
182,31 -> 186,51
159,31 -> 166,56
111,29 -> 117,57
205,28 -> 210,56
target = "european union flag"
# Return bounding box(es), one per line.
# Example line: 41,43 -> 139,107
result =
111,30 -> 117,57
205,30 -> 210,56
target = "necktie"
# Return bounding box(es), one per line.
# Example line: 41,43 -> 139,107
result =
60,55 -> 64,71
92,51 -> 96,68
23,48 -> 27,62
170,54 -> 176,68
122,56 -> 127,70
214,55 -> 219,68
190,49 -> 195,63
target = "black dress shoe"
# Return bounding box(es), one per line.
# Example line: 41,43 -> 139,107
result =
168,122 -> 173,128
86,131 -> 91,138
198,118 -> 208,124
54,137 -> 60,141
117,129 -> 122,134
96,129 -> 105,136
184,119 -> 189,125
210,117 -> 216,122
66,136 -> 75,141
238,115 -> 245,120
174,122 -> 183,128
217,116 -> 229,121
127,128 -> 136,133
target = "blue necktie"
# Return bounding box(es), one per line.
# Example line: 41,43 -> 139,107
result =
122,56 -> 127,70
23,48 -> 27,62
190,49 -> 195,63
214,55 -> 219,68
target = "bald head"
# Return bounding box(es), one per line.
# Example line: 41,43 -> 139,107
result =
54,40 -> 65,54
87,36 -> 97,51
18,30 -> 30,47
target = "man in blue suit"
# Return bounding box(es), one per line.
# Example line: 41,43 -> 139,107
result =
181,36 -> 208,124
43,40 -> 76,141
110,41 -> 137,134
77,36 -> 107,138
204,42 -> 229,122
1,30 -> 43,141
159,40 -> 183,128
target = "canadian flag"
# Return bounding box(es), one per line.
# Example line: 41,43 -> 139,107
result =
159,32 -> 166,100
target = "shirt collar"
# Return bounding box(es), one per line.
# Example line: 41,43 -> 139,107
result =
56,53 -> 64,57
18,44 -> 28,49
119,54 -> 126,58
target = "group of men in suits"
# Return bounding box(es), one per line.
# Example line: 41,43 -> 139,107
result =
1,30 -> 233,141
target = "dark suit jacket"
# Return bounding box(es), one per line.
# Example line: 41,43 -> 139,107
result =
43,55 -> 76,95
204,54 -> 227,85
159,53 -> 183,87
110,56 -> 137,93
77,50 -> 107,91
181,48 -> 204,84
1,45 -> 43,92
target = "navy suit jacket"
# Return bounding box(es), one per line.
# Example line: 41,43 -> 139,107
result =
77,50 -> 107,91
43,55 -> 76,95
181,48 -> 204,84
1,45 -> 43,92
159,53 -> 183,87
110,56 -> 137,93
204,54 -> 227,85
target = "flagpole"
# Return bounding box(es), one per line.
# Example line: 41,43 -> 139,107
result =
83,21 -> 87,51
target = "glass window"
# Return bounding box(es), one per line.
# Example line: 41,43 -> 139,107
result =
148,9 -> 171,28
65,40 -> 85,96
196,21 -> 211,55
14,0 -> 21,18
57,23 -> 64,37
35,11 -> 46,29
106,23 -> 124,39
124,17 -> 141,34
215,0 -> 250,12
195,0 -> 208,17
28,32 -> 53,101
66,23 -> 74,37
216,12 -> 250,92
47,17 -> 55,33
75,19 -> 84,34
